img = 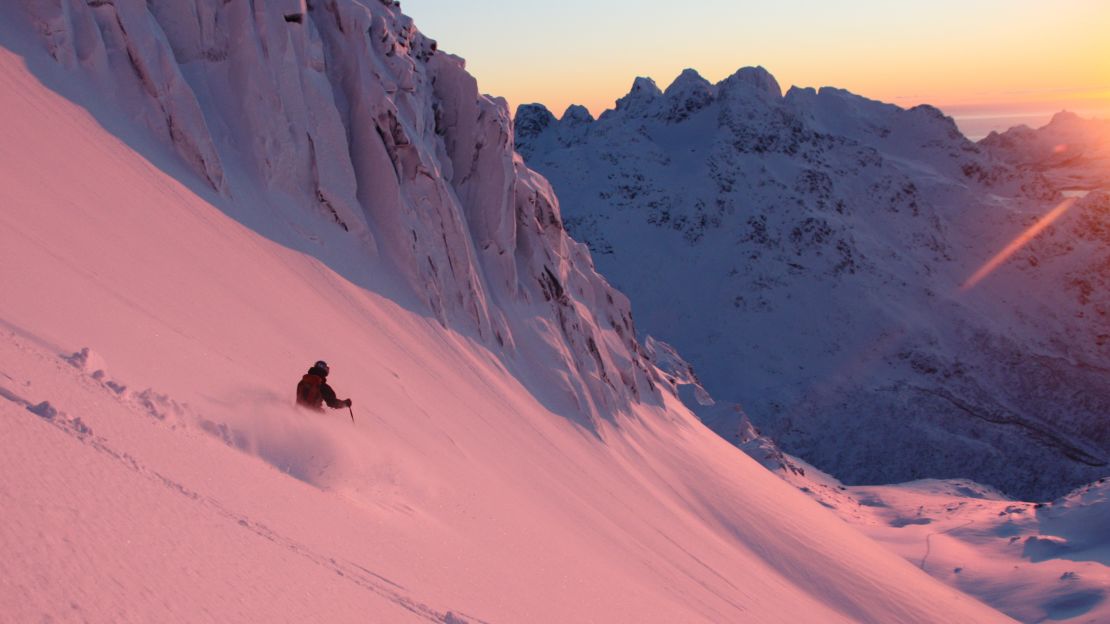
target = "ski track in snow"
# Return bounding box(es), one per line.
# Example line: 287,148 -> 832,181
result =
0,330 -> 487,624
920,520 -> 975,572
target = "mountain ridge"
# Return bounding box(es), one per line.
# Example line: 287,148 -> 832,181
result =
515,67 -> 1110,500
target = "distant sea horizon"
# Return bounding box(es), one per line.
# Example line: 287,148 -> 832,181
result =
948,108 -> 1109,142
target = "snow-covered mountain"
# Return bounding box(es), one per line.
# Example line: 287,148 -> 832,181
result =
17,0 -> 663,424
788,466 -> 1110,623
0,2 -> 1031,622
981,111 -> 1110,192
515,68 -> 1110,501
655,339 -> 1110,623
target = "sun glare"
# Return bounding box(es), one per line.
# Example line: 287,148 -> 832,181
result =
961,198 -> 1077,291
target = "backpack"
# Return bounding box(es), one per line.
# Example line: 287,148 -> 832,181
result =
296,374 -> 324,409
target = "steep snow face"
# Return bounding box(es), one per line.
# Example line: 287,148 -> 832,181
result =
516,69 -> 1110,500
17,0 -> 657,424
1,10 -> 1021,622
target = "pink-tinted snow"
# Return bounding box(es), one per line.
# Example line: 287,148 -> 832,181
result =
0,8 -> 1016,624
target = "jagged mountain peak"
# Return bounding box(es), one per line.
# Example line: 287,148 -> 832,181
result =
609,75 -> 663,116
563,66 -> 787,124
628,75 -> 663,96
514,102 -> 557,139
515,62 -> 1109,500
718,65 -> 782,99
664,68 -> 712,93
662,68 -> 716,121
561,103 -> 595,124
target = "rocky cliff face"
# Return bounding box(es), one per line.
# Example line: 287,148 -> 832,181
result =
19,0 -> 661,422
516,68 -> 1110,499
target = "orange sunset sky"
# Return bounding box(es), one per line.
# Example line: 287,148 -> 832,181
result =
403,0 -> 1109,137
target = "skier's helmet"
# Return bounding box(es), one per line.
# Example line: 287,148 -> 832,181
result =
313,360 -> 330,376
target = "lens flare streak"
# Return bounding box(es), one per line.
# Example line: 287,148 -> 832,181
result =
960,197 -> 1077,291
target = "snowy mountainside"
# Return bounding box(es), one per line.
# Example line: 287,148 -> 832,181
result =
640,338 -> 1109,623
785,465 -> 1110,623
18,0 -> 657,424
0,3 -> 1021,622
981,111 -> 1110,192
515,68 -> 1110,500
647,335 -> 807,477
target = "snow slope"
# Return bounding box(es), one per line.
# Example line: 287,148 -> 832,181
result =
1,3 -> 1014,623
516,69 -> 1110,501
13,0 -> 659,426
659,346 -> 1109,623
784,467 -> 1110,623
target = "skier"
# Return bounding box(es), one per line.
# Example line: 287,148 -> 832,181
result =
296,360 -> 352,412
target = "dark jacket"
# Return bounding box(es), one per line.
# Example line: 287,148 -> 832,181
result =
296,366 -> 347,410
